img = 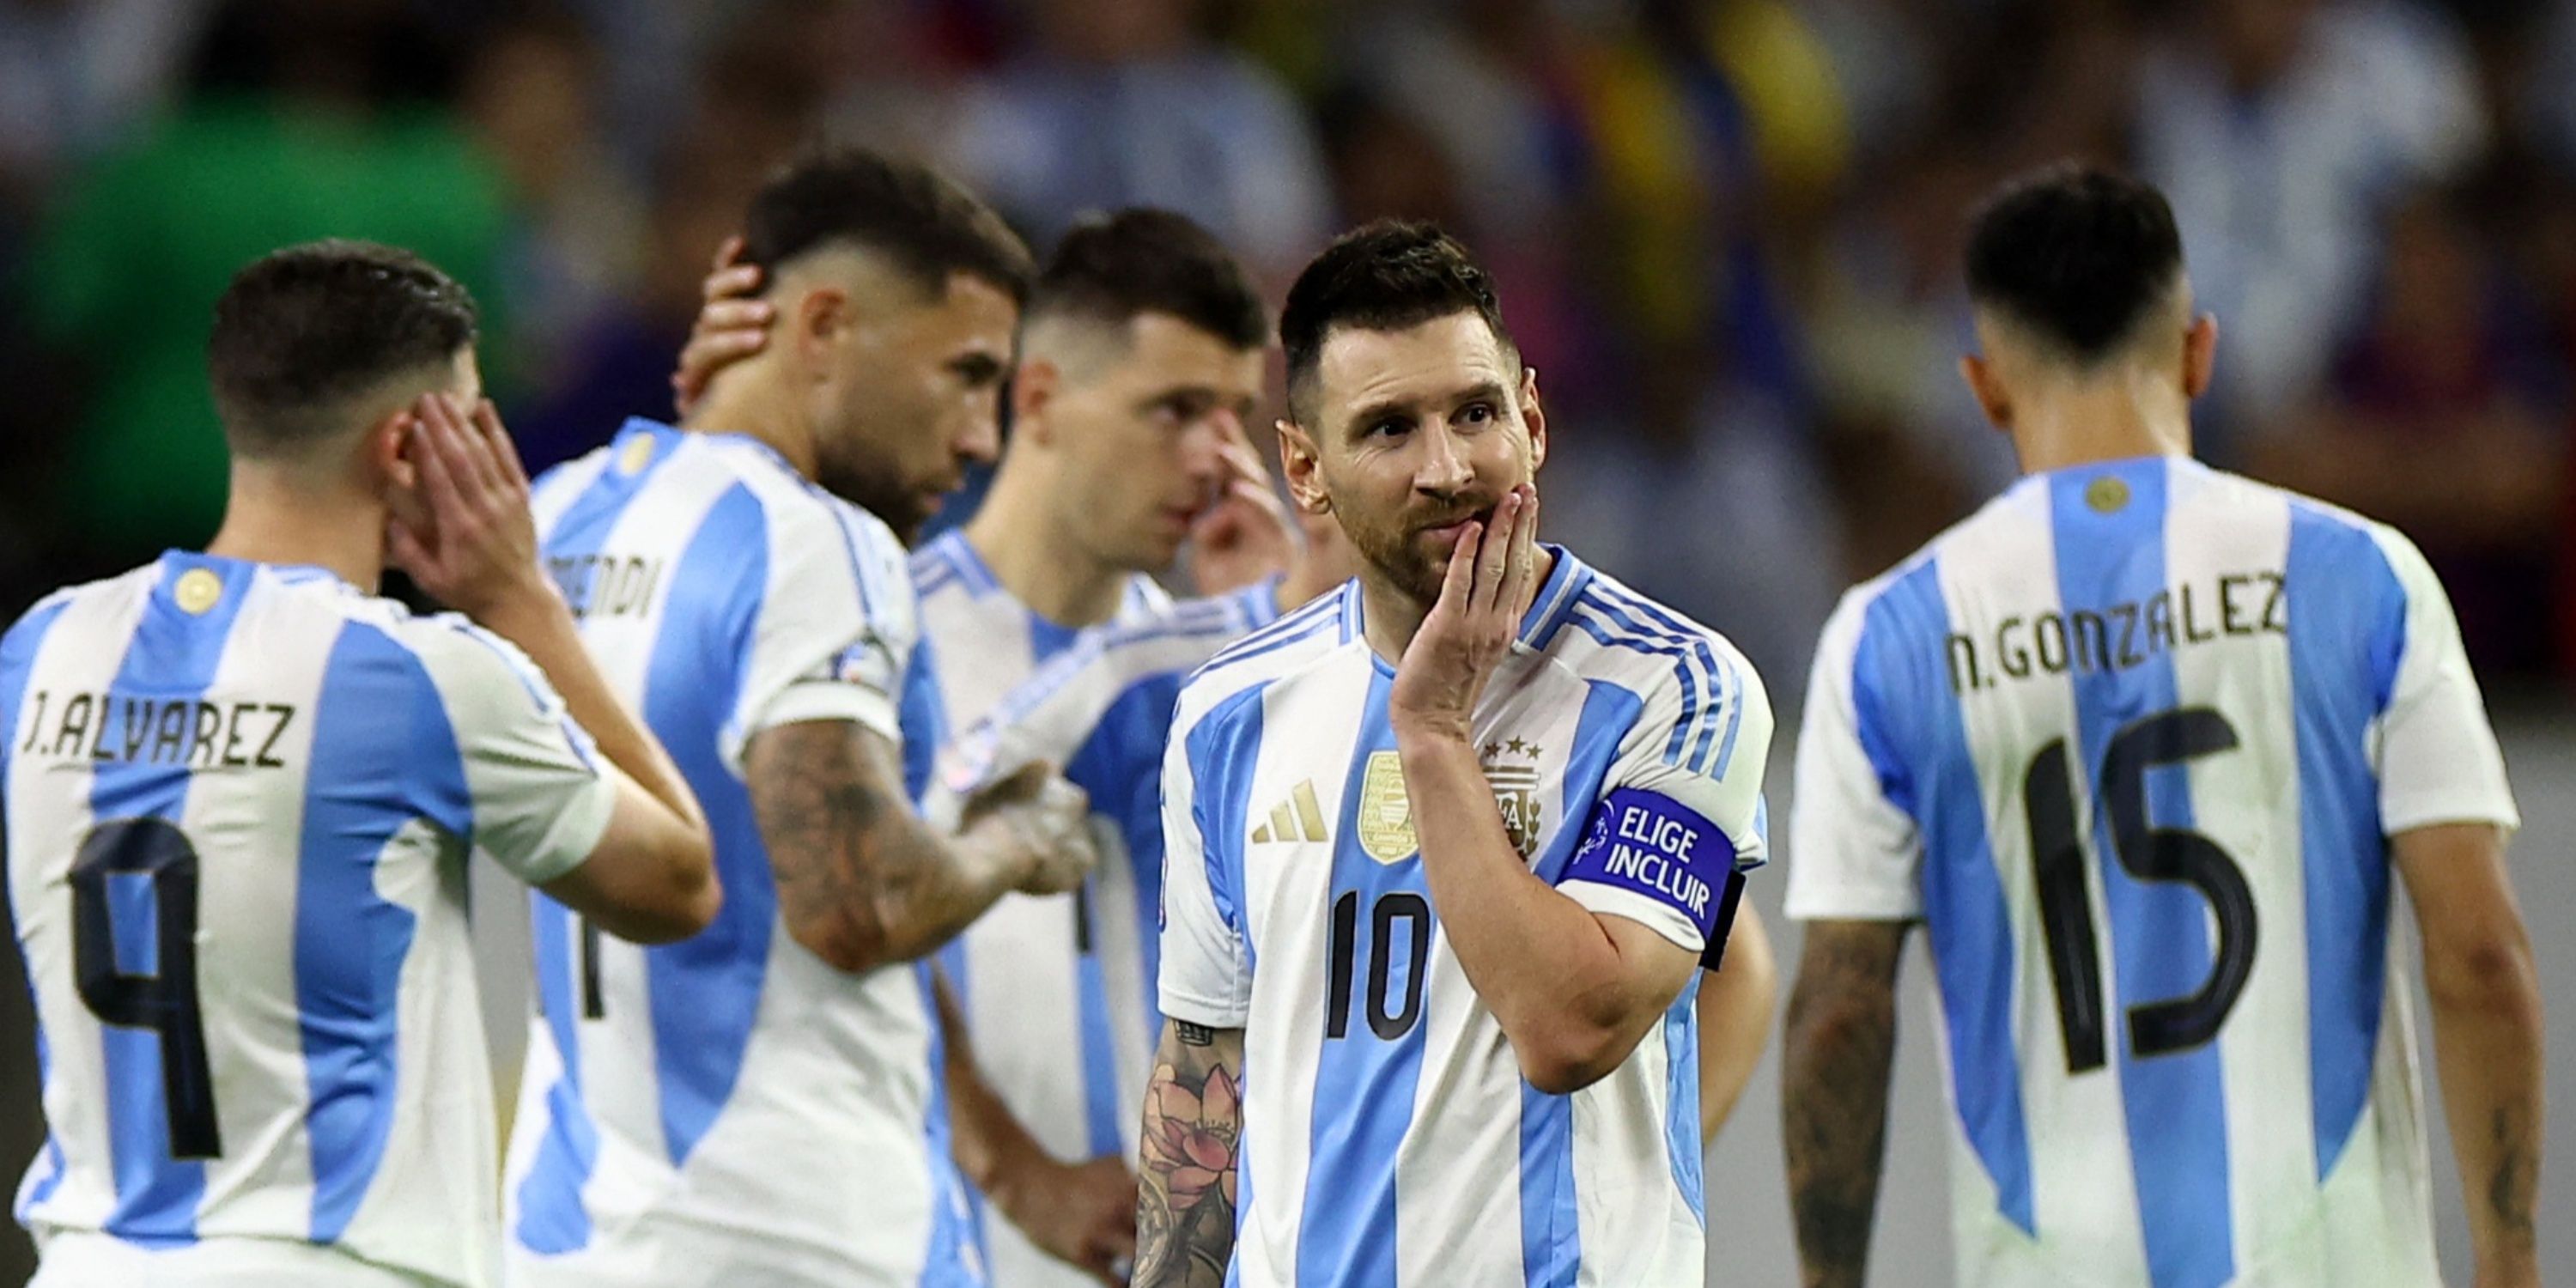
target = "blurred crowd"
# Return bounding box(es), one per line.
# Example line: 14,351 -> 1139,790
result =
3,0 -> 2572,696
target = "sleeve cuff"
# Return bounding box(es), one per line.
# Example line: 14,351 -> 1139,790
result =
727,679 -> 901,772
1559,880 -> 1706,955
509,772 -> 620,885
2380,789 -> 2522,838
1156,987 -> 1250,1030
1783,880 -> 1923,922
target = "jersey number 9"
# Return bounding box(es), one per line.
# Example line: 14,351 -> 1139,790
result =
70,817 -> 222,1159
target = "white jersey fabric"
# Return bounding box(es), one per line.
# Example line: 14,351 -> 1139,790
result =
3,554 -> 617,1287
502,420 -> 978,1287
1160,550 -> 1772,1288
1786,455 -> 2518,1288
927,584 -> 1275,1288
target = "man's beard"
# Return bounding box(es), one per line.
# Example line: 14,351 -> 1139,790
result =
816,444 -> 937,546
1346,511 -> 1466,608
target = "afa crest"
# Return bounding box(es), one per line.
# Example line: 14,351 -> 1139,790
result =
1356,752 -> 1416,865
1481,737 -> 1546,860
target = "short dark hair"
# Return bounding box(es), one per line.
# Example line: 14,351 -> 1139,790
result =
1279,220 -> 1515,422
742,147 -> 1034,306
1028,209 -> 1267,350
207,240 -> 479,454
1965,163 -> 2185,363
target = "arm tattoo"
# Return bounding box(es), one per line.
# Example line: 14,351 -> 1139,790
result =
1136,1021 -> 1244,1288
1781,920 -> 1909,1288
2488,1107 -> 2537,1244
745,720 -> 1003,971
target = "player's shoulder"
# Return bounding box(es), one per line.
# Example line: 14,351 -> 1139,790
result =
1176,580 -> 1355,724
1535,554 -> 1769,724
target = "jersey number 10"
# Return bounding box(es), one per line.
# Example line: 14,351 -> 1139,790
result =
2026,707 -> 2258,1075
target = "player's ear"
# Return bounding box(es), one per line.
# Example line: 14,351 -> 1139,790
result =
369,405 -> 417,495
793,287 -> 850,373
1278,417 -> 1330,514
1011,358 -> 1060,446
1959,353 -> 2012,432
1519,364 -> 1547,474
2182,313 -> 2218,401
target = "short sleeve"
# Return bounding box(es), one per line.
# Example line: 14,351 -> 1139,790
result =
421,623 -> 618,885
1557,637 -> 1775,955
1783,592 -> 1926,921
2370,530 -> 2518,835
726,501 -> 914,769
1157,696 -> 1255,1028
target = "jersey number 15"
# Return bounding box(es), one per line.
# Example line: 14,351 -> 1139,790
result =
2026,707 -> 2257,1075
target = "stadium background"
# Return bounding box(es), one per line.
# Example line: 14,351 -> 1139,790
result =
0,0 -> 2569,1280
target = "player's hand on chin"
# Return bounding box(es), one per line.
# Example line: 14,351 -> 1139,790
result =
993,1153 -> 1139,1286
1188,421 -> 1297,595
1389,483 -> 1539,745
387,392 -> 556,629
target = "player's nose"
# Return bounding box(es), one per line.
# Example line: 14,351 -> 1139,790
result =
954,405 -> 1002,466
1412,421 -> 1474,494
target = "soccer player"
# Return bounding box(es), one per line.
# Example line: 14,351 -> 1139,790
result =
501,151 -> 1097,1288
671,206 -> 1309,1286
1781,166 -> 2543,1288
2,240 -> 718,1287
1139,222 -> 1774,1287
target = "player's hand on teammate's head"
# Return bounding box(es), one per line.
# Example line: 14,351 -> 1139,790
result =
387,392 -> 550,622
1388,483 -> 1540,743
670,234 -> 775,417
1188,420 -> 1299,596
957,760 -> 1099,896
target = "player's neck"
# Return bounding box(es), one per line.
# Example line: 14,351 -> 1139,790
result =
204,465 -> 385,592
2011,385 -> 2193,475
683,374 -> 819,480
963,468 -> 1132,628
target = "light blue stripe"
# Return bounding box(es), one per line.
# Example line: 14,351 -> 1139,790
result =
1585,582 -> 1732,775
1067,677 -> 1194,1048
2284,504 -> 2405,1178
1072,926 -> 1124,1158
641,483 -> 773,1165
1200,595 -> 1340,677
1531,568 -> 1597,652
1853,557 -> 2035,1235
1520,679 -> 1635,1283
899,635 -> 947,806
4,598 -> 75,1218
1295,668 -> 1424,1287
2049,459 -> 2232,1287
1181,686 -> 1270,941
1662,975 -> 1704,1225
914,964 -> 987,1286
297,623 -> 457,1240
1562,603 -> 1704,769
88,556 -> 257,1246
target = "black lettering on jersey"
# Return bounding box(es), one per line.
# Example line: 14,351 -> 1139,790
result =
2259,573 -> 2287,634
2112,602 -> 2143,669
1997,617 -> 2032,680
2070,611 -> 2111,674
1945,634 -> 1984,694
116,698 -> 152,764
52,693 -> 93,758
254,706 -> 294,769
2145,589 -> 2178,653
17,690 -> 46,754
153,702 -> 190,763
189,704 -> 221,769
2219,574 -> 2256,635
2180,583 -> 2217,644
2034,612 -> 2070,674
219,703 -> 256,768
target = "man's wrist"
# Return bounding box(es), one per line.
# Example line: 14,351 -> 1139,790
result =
1391,714 -> 1476,756
459,568 -> 563,637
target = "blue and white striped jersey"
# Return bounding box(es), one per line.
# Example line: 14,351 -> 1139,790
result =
1160,550 -> 1771,1287
908,531 -> 1173,742
502,420 -> 980,1288
928,582 -> 1276,1288
3,555 -> 617,1287
1786,455 -> 2518,1288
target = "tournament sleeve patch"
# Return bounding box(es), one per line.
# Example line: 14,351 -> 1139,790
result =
1562,787 -> 1737,940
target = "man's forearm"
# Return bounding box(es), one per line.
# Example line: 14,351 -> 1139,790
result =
1136,1021 -> 1242,1288
1397,729 -> 1635,1036
482,587 -> 703,832
2426,965 -> 2544,1276
1782,921 -> 1906,1288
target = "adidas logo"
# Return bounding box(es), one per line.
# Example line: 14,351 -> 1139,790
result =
1251,781 -> 1329,845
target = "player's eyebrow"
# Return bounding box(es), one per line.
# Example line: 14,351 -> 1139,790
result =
1340,379 -> 1509,440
